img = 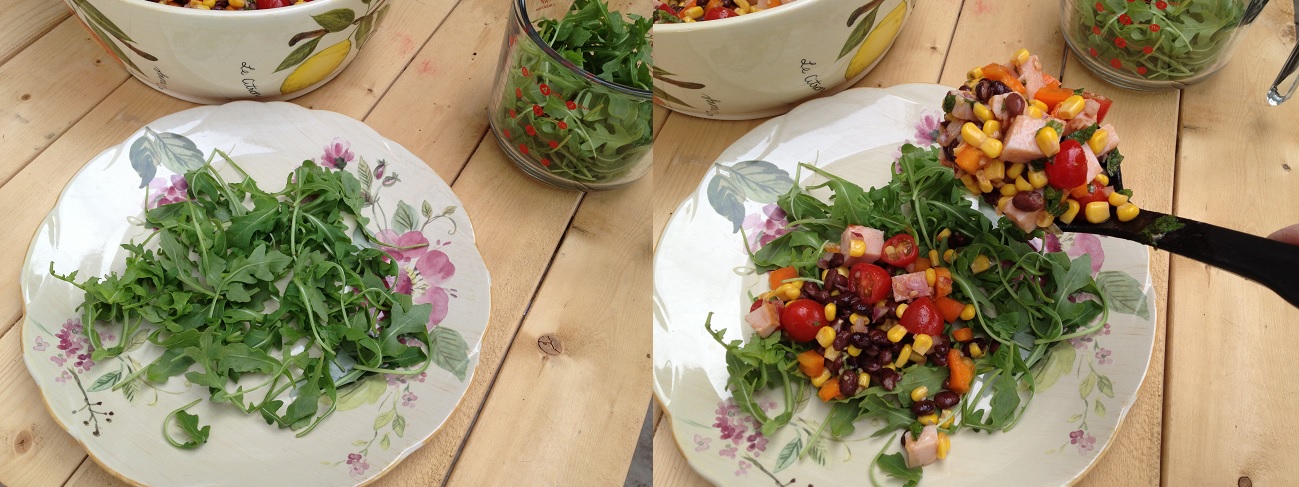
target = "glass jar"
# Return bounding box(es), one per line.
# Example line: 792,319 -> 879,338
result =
1061,0 -> 1267,90
488,0 -> 653,191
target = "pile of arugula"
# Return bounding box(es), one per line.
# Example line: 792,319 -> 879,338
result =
495,0 -> 652,184
53,152 -> 436,449
1072,0 -> 1244,81
706,145 -> 1108,485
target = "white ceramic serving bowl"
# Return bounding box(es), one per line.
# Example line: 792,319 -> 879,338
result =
652,0 -> 914,120
65,0 -> 389,104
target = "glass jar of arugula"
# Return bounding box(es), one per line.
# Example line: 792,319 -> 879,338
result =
488,0 -> 653,191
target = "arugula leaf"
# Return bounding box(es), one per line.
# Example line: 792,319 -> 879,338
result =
164,400 -> 210,449
876,452 -> 923,487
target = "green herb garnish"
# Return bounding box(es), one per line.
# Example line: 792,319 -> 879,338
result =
53,152 -> 438,447
495,0 -> 652,185
1141,214 -> 1185,242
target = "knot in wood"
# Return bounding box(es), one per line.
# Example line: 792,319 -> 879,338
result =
14,429 -> 33,454
537,334 -> 563,356
1239,476 -> 1253,487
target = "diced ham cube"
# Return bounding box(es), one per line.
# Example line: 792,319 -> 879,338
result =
1082,143 -> 1104,184
905,425 -> 941,468
1000,115 -> 1051,163
988,93 -> 1012,123
949,91 -> 977,121
841,225 -> 885,267
1097,123 -> 1120,156
1002,197 -> 1042,233
1019,55 -> 1047,100
745,301 -> 781,338
891,271 -> 932,302
1063,111 -> 1097,136
937,119 -> 961,146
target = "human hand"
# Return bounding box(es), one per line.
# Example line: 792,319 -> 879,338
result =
1268,224 -> 1299,245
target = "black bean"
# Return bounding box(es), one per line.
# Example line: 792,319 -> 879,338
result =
862,357 -> 883,373
868,329 -> 890,346
929,352 -> 948,367
942,377 -> 952,390
1005,93 -> 1026,117
910,400 -> 937,417
835,292 -> 860,308
877,349 -> 893,364
876,369 -> 900,391
832,332 -> 850,351
849,332 -> 871,349
862,342 -> 880,357
933,391 -> 960,410
942,142 -> 956,162
931,340 -> 951,358
958,84 -> 971,92
802,281 -> 825,300
929,334 -> 950,354
1013,191 -> 1045,212
832,273 -> 852,293
974,78 -> 993,102
852,301 -> 874,315
982,191 -> 1000,207
990,341 -> 1002,355
839,370 -> 859,396
988,79 -> 1011,97
827,356 -> 843,375
948,232 -> 971,247
827,253 -> 845,268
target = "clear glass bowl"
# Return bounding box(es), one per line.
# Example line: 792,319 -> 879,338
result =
488,0 -> 652,191
1060,0 -> 1262,91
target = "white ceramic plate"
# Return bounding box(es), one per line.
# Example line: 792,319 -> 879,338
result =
653,84 -> 1157,486
21,102 -> 491,487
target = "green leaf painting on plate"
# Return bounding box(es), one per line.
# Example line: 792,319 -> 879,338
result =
706,161 -> 794,233
128,128 -> 206,187
71,0 -> 157,76
1096,270 -> 1150,319
839,0 -> 883,60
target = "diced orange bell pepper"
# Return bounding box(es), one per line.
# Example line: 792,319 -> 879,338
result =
934,296 -> 965,324
947,349 -> 976,394
952,327 -> 974,342
955,146 -> 983,174
818,377 -> 842,402
911,256 -> 932,273
1033,85 -> 1074,112
797,349 -> 825,378
1043,73 -> 1061,88
768,266 -> 799,291
981,63 -> 1027,95
934,267 -> 953,298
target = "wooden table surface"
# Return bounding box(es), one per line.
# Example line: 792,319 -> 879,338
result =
652,1 -> 1299,486
0,0 -> 650,486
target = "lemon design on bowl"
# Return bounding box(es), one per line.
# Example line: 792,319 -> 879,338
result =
845,1 -> 908,80
281,39 -> 352,94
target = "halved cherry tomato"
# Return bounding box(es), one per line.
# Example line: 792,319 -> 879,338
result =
703,6 -> 737,20
656,3 -> 677,15
900,296 -> 944,336
780,299 -> 825,342
768,266 -> 799,291
849,263 -> 891,304
1085,93 -> 1113,123
1033,85 -> 1075,112
880,234 -> 919,267
1046,139 -> 1088,190
1070,180 -> 1108,206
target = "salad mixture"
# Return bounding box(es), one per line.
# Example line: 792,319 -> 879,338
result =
493,0 -> 652,186
1068,0 -> 1245,81
707,111 -> 1114,480
653,0 -> 788,23
148,0 -> 309,10
52,152 -> 437,449
938,49 -> 1139,234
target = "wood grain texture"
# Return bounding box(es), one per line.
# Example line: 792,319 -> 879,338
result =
652,418 -> 709,487
448,174 -> 652,486
0,18 -> 129,187
1162,2 -> 1299,485
0,328 -> 90,487
0,0 -> 68,66
938,0 -> 1067,87
63,458 -> 128,487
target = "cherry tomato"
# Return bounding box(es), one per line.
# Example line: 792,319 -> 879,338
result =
780,299 -> 826,342
900,297 -> 944,336
880,234 -> 918,267
703,6 -> 738,20
258,0 -> 288,8
850,263 -> 891,304
1045,139 -> 1088,190
656,3 -> 677,15
750,297 -> 785,314
1086,94 -> 1113,123
1070,180 -> 1108,206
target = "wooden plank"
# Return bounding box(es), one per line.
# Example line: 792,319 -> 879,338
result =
1162,2 -> 1299,485
652,420 -> 710,487
654,105 -> 671,138
362,0 -> 509,183
0,0 -> 68,66
939,0 -> 1066,86
0,326 -> 91,487
0,17 -> 129,187
63,459 -> 127,487
852,0 -> 964,88
447,174 -> 651,486
360,139 -> 583,487
1060,57 -> 1177,487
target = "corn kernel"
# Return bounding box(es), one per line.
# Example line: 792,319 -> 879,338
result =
859,372 -> 871,389
1027,106 -> 1044,118
229,0 -> 245,6
985,159 -> 1005,181
1094,173 -> 1110,186
974,103 -> 994,122
849,239 -> 866,257
777,282 -> 801,301
979,138 -> 1003,159
918,413 -> 939,426
1108,191 -> 1129,207
1117,202 -> 1140,222
1031,100 -> 1049,112
936,228 -> 951,242
1060,199 -> 1082,224
971,254 -> 991,274
821,268 -> 829,281
847,345 -> 861,357
895,344 -> 913,367
977,174 -> 995,194
849,313 -> 863,324
202,0 -> 216,6
896,303 -> 909,318
928,249 -> 940,265
1036,211 -> 1055,228
924,268 -> 937,287
1006,162 -> 1025,180
1085,201 -> 1111,224
969,342 -> 985,358
1036,127 -> 1060,157
1012,48 -> 1030,66
961,122 -> 987,147
824,347 -> 840,361
913,334 -> 933,355
937,432 -> 951,459
999,183 -> 1018,197
1055,95 -> 1086,120
811,369 -> 832,387
997,195 -> 1013,212
960,304 -> 976,321
943,249 -> 956,263
967,67 -> 984,80
960,174 -> 981,194
982,120 -> 1002,138
824,303 -> 837,322
939,409 -> 956,428
1027,170 -> 1049,189
1088,129 -> 1110,154
1014,176 -> 1033,192
910,386 -> 930,402
815,326 -> 835,348
887,324 -> 908,343
683,6 -> 704,18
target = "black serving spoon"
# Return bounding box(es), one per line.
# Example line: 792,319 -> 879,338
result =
1054,169 -> 1299,308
